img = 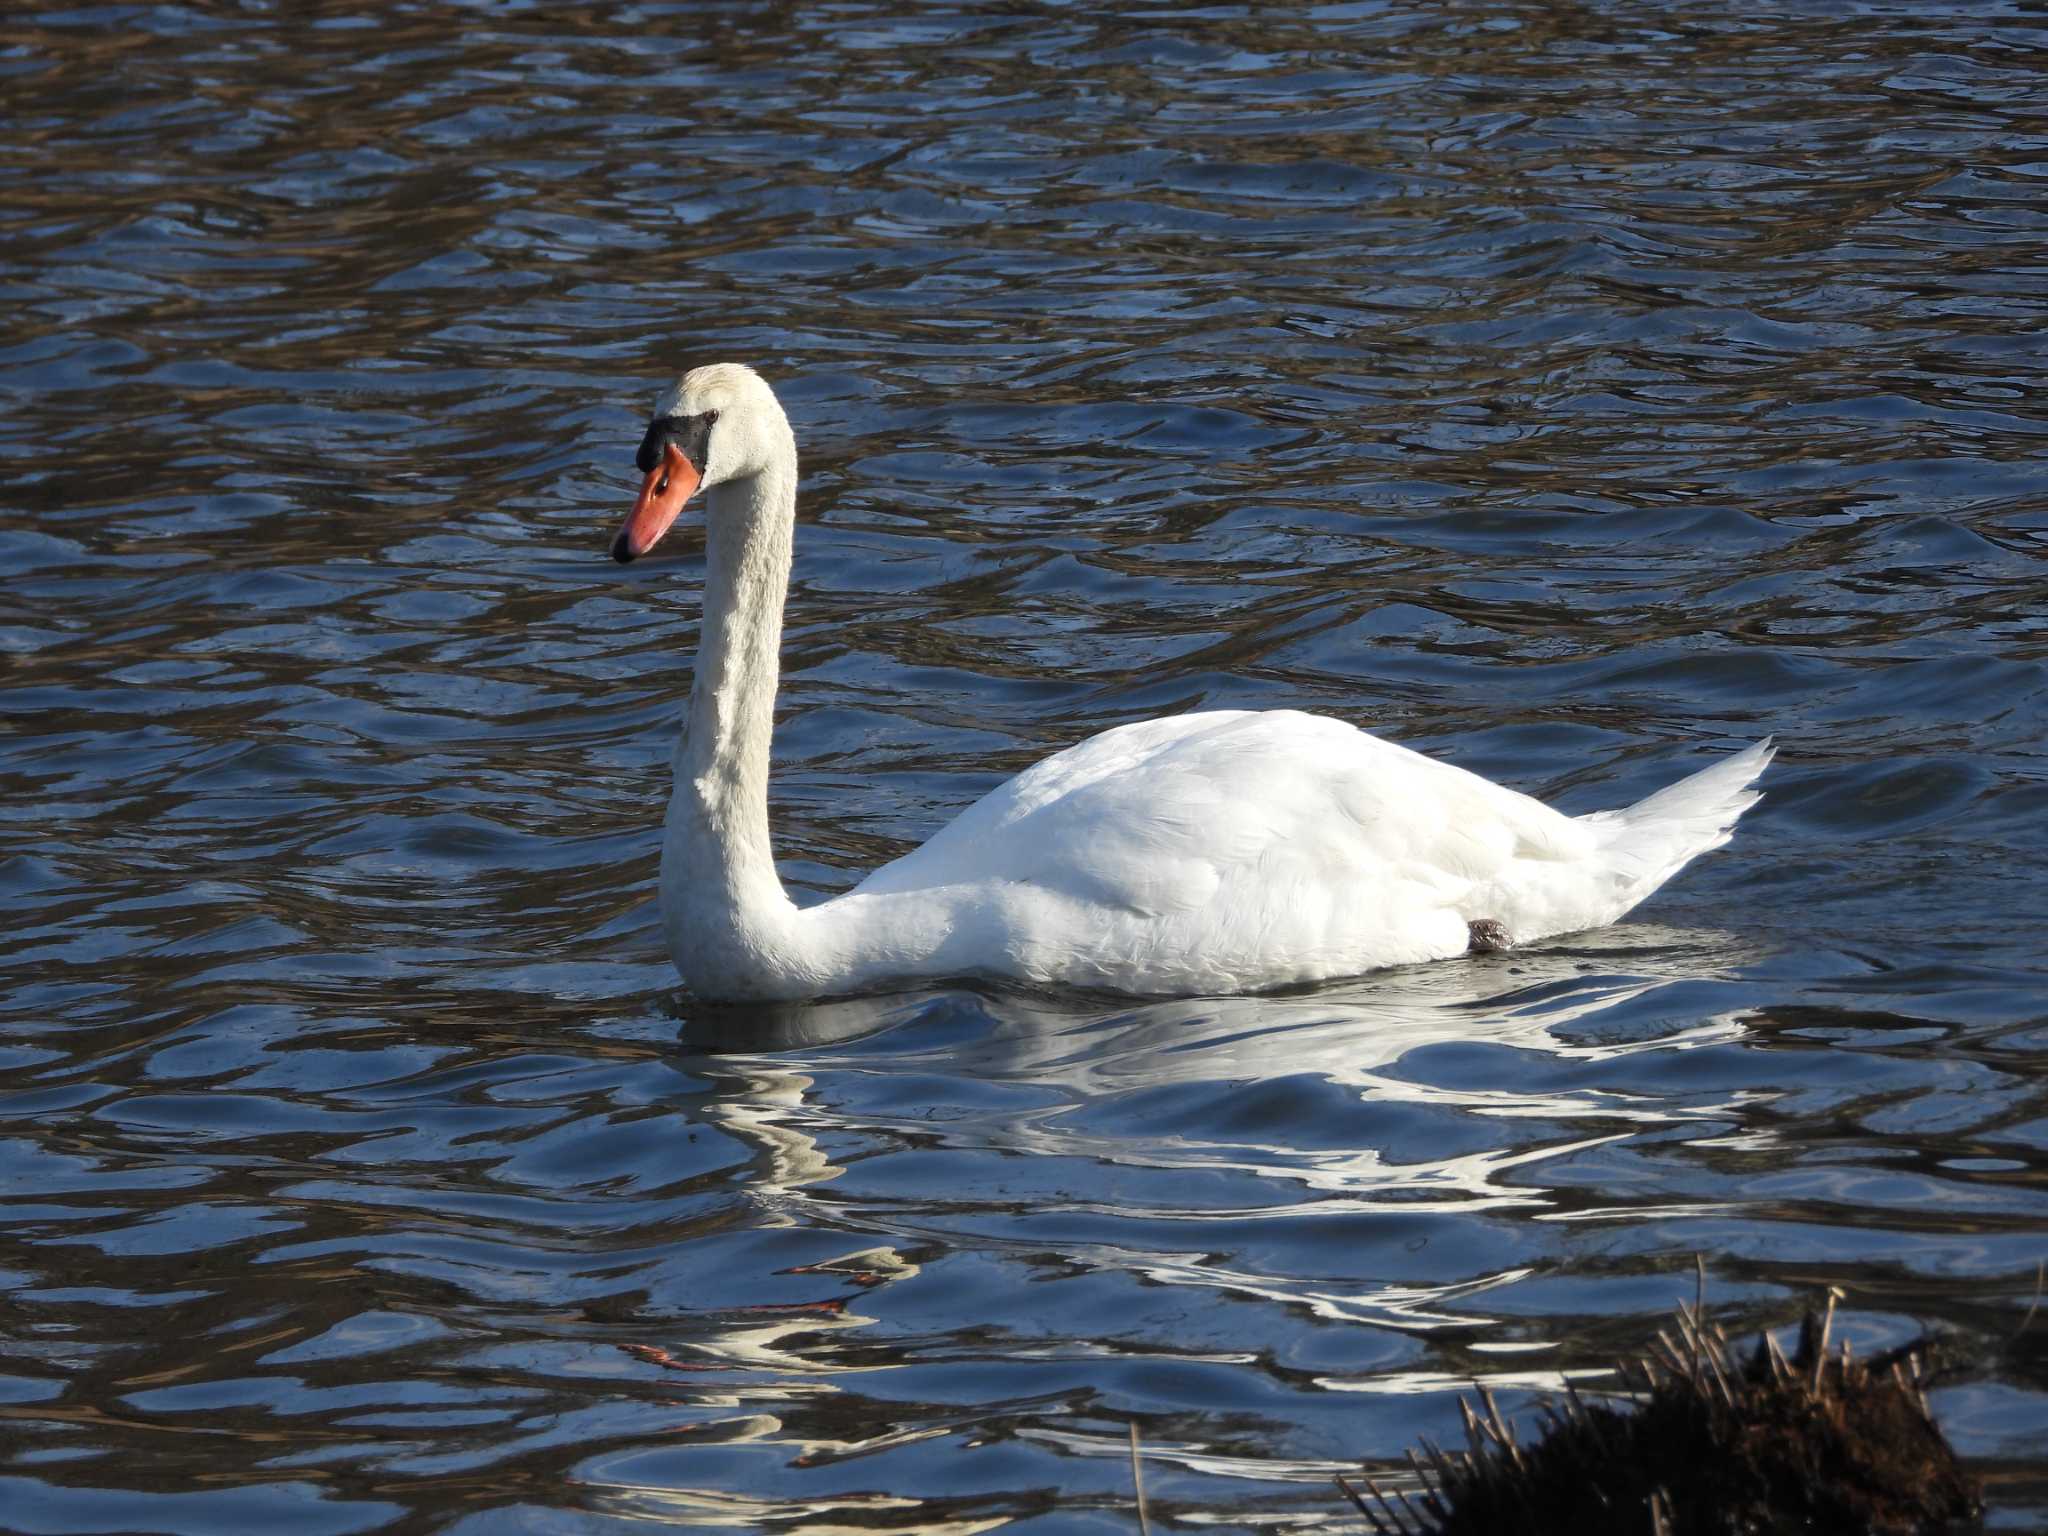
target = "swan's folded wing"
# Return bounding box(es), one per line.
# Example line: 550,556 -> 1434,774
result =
853,709 -> 1596,923
853,712 -> 1255,907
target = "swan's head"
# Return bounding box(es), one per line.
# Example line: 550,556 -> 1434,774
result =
612,362 -> 791,563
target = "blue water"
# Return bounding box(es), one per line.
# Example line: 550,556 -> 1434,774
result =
4,2 -> 2047,1530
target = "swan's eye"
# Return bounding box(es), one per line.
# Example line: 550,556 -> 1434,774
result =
636,409 -> 718,476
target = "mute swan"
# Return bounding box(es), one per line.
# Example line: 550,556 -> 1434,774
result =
610,363 -> 1772,1003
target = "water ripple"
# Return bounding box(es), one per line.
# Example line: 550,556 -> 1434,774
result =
4,1 -> 2048,1529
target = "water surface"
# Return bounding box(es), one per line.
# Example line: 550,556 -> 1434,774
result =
5,2 -> 2048,1530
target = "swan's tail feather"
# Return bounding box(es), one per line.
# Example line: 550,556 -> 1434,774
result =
1584,738 -> 1775,909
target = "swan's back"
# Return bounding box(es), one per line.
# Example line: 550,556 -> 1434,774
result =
843,710 -> 1721,993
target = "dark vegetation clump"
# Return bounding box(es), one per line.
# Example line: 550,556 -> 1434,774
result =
1341,1297 -> 1979,1536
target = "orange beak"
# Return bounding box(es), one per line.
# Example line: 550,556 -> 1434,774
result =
612,441 -> 702,563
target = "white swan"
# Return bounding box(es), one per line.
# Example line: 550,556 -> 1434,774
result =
610,363 -> 1773,1003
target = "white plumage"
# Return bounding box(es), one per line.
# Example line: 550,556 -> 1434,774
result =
609,363 -> 1773,1003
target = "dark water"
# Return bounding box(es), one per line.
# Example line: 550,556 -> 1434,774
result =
5,2 -> 2048,1530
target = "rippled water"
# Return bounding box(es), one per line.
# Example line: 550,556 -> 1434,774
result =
5,2 -> 2048,1530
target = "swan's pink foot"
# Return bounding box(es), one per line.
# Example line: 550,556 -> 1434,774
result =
1467,918 -> 1512,953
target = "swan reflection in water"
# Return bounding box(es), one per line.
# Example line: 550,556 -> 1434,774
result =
674,920 -> 1766,1289
590,926 -> 1769,1523
680,920 -> 1761,1074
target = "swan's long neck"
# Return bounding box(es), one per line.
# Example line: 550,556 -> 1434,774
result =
657,429 -> 970,1001
661,459 -> 804,992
